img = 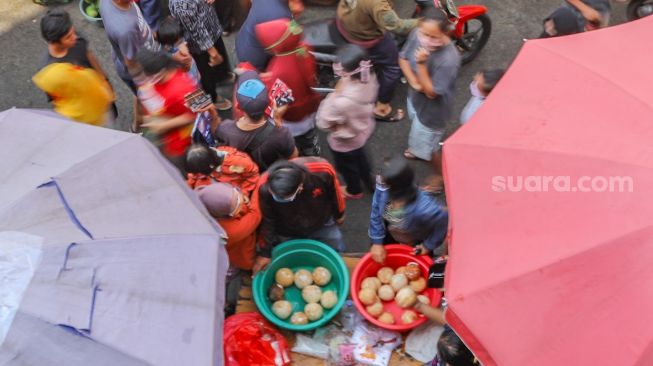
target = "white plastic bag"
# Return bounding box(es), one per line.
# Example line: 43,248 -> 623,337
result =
291,333 -> 330,359
352,322 -> 402,366
0,231 -> 43,345
405,322 -> 445,362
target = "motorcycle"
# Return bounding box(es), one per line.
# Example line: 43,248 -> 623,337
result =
626,0 -> 653,20
303,0 -> 492,90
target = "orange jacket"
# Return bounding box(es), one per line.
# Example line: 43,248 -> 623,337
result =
217,185 -> 262,271
186,146 -> 260,196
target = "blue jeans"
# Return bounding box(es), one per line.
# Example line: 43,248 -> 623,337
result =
280,219 -> 346,253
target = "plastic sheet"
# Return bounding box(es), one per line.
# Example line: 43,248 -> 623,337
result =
0,231 -> 43,345
224,312 -> 291,366
405,322 -> 445,362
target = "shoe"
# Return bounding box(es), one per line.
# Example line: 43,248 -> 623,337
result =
214,97 -> 233,111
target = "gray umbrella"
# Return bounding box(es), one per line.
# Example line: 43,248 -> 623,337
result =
0,109 -> 228,366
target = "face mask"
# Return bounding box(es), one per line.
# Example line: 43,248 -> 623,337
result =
417,31 -> 444,52
470,80 -> 483,98
270,185 -> 301,204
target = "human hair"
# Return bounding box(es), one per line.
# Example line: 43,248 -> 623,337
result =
336,44 -> 370,80
245,111 -> 265,122
137,48 -> 180,76
420,6 -> 453,33
40,8 -> 72,43
157,17 -> 183,47
380,156 -> 417,203
480,69 -> 505,94
267,161 -> 306,198
185,144 -> 224,175
437,328 -> 477,366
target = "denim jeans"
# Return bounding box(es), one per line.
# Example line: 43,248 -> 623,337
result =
279,219 -> 346,253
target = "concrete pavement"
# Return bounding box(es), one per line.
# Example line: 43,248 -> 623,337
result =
0,0 -> 628,253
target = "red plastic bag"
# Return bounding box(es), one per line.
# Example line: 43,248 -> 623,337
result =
224,312 -> 291,366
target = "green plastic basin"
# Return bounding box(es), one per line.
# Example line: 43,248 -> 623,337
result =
252,239 -> 350,331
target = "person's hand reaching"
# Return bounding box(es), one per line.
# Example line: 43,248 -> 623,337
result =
252,256 -> 271,276
370,244 -> 387,264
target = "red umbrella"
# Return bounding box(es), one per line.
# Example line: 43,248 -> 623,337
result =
442,16 -> 653,366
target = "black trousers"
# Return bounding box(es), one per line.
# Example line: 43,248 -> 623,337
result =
294,127 -> 321,157
191,37 -> 232,102
213,0 -> 235,32
331,146 -> 374,195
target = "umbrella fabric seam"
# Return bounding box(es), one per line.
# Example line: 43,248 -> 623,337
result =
37,180 -> 94,240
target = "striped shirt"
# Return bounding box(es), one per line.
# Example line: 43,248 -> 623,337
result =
169,0 -> 223,54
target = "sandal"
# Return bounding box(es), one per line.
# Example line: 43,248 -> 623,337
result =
374,108 -> 405,123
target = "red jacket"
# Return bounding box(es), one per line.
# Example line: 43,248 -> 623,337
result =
255,18 -> 321,122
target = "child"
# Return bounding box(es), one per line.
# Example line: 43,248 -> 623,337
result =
399,7 -> 460,162
35,9 -> 114,125
157,17 -> 201,86
316,44 -> 378,199
459,69 -> 504,124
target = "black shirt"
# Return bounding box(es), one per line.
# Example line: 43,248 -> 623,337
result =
43,36 -> 92,69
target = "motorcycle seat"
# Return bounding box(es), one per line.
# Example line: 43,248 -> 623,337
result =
303,19 -> 347,54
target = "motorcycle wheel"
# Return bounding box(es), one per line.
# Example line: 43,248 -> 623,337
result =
456,13 -> 492,65
627,0 -> 653,21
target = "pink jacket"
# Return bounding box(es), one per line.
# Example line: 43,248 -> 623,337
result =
316,74 -> 378,152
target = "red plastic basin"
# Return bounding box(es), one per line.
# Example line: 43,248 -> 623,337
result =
350,244 -> 442,332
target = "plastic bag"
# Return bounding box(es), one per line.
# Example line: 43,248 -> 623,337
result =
292,333 -> 329,359
0,231 -> 43,346
352,322 -> 402,366
224,312 -> 291,366
405,322 -> 445,362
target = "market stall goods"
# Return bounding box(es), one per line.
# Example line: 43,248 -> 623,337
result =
320,290 -> 338,309
377,267 -> 394,284
304,303 -> 324,321
366,301 -> 384,318
312,266 -> 332,286
416,295 -> 430,305
291,312 -> 309,325
395,266 -> 408,276
401,310 -> 418,324
378,285 -> 395,301
302,285 -> 322,303
390,274 -> 408,291
269,283 -> 285,302
361,277 -> 382,291
272,300 -> 293,319
409,278 -> 427,293
405,262 -> 421,281
395,287 -> 417,308
294,269 -> 314,289
378,312 -> 395,324
276,268 -> 295,287
359,288 -> 378,306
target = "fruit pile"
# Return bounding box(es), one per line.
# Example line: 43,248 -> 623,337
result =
83,0 -> 100,18
269,267 -> 339,325
357,262 -> 430,325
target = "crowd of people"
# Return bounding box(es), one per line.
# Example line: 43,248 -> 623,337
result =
31,0 -> 615,364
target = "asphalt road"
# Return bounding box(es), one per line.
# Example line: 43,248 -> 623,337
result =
0,0 -> 628,253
